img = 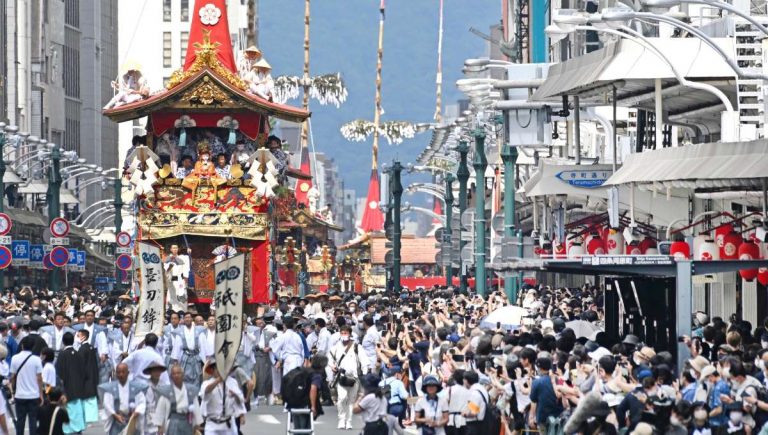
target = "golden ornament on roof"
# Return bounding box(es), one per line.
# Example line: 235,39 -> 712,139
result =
167,30 -> 247,91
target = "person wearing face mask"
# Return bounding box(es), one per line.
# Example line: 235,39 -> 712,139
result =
721,360 -> 761,432
329,325 -> 369,430
701,364 -> 731,430
692,406 -> 712,435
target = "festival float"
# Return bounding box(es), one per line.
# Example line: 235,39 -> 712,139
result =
102,0 -> 314,307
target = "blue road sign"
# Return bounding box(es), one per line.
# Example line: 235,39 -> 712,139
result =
68,248 -> 77,266
11,241 -> 30,260
76,251 -> 86,268
29,245 -> 44,263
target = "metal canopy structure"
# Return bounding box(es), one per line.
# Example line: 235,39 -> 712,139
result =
531,38 -> 737,130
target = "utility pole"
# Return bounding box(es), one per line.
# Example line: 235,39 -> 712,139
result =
391,160 -> 403,293
473,131 -> 488,297
0,125 -> 8,290
501,143 -> 518,302
444,173 -> 455,287
456,141 -> 470,294
47,146 -> 62,293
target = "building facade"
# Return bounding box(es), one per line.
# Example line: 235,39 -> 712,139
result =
1,0 -> 118,208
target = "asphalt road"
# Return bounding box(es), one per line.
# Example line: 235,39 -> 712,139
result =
75,404 -> 420,435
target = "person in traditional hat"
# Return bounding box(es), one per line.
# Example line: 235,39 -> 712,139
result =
199,358 -> 245,434
142,360 -> 168,435
155,364 -> 202,435
238,45 -> 262,79
244,58 -> 275,100
190,141 -> 218,179
104,61 -> 149,109
100,363 -> 148,435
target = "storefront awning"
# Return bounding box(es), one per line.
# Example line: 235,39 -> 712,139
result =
18,181 -> 48,195
522,160 -> 687,226
605,140 -> 768,190
3,171 -> 23,185
59,189 -> 80,205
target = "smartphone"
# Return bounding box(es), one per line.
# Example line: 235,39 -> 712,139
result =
452,354 -> 465,362
496,322 -> 501,329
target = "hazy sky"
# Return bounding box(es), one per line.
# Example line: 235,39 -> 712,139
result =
259,0 -> 500,195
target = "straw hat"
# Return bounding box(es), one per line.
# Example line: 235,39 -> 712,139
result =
689,355 -> 709,374
254,58 -> 272,70
244,46 -> 262,56
699,365 -> 717,382
121,59 -> 142,74
142,360 -> 167,375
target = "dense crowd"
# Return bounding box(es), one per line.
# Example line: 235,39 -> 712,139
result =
0,284 -> 764,435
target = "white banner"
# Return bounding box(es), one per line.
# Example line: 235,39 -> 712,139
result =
214,253 -> 245,379
136,243 -> 166,339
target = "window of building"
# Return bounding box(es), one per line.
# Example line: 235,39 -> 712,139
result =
163,32 -> 172,68
163,0 -> 171,22
64,0 -> 79,28
180,0 -> 189,21
180,31 -> 189,65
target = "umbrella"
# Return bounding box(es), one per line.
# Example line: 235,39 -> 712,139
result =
566,319 -> 602,339
480,306 -> 529,330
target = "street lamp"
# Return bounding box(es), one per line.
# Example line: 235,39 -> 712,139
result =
444,173 -> 455,287
598,9 -> 768,81
47,144 -> 62,293
546,19 -> 739,141
455,141 -> 470,294
639,0 -> 768,36
473,130 -> 488,297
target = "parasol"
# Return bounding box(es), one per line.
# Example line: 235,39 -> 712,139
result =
565,319 -> 603,339
479,305 -> 529,330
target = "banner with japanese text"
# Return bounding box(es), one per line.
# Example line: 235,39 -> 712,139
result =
136,243 -> 165,339
214,253 -> 244,379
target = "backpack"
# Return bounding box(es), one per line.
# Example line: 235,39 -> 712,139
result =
479,392 -> 502,435
282,367 -> 311,408
752,384 -> 768,428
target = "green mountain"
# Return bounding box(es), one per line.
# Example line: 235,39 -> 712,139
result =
259,0 -> 500,194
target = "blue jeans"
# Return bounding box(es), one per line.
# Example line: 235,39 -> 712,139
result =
15,398 -> 39,435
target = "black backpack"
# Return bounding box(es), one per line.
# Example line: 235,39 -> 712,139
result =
752,384 -> 768,429
282,367 -> 311,408
480,393 -> 501,435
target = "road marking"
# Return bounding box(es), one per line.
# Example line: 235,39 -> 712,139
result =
256,414 -> 281,424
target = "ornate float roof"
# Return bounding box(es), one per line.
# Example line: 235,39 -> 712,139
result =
103,0 -> 308,124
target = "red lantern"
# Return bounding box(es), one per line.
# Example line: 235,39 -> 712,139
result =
721,231 -> 742,260
670,240 -> 690,260
758,268 -> 768,286
587,236 -> 606,255
715,223 -> 734,251
626,241 -> 642,255
738,239 -> 761,281
638,237 -> 657,254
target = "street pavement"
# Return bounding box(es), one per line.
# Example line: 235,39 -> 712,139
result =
78,404 -> 420,435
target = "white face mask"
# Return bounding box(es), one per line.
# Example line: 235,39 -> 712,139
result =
690,369 -> 697,378
763,340 -> 768,349
670,415 -> 681,426
722,367 -> 731,379
340,334 -> 350,342
633,357 -> 644,366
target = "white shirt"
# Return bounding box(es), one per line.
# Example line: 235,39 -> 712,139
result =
362,326 -> 381,370
329,341 -> 369,379
42,363 -> 56,388
156,384 -> 203,429
465,384 -> 488,421
199,328 -> 216,360
199,377 -> 244,430
103,382 -> 147,434
122,347 -> 170,385
10,350 -> 42,400
445,385 -> 469,428
415,395 -> 449,435
316,328 -> 332,355
275,330 -> 305,373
